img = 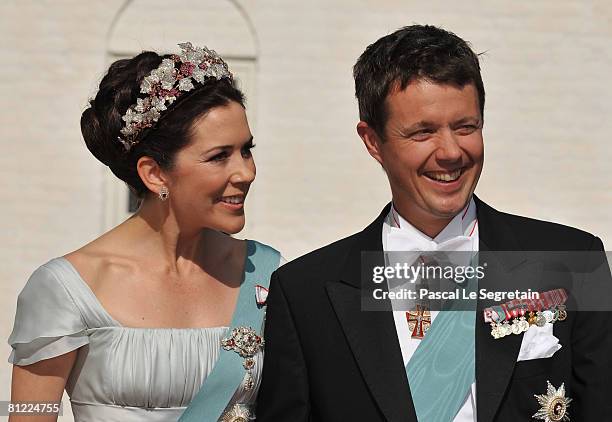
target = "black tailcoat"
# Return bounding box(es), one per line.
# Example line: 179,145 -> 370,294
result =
257,197 -> 612,421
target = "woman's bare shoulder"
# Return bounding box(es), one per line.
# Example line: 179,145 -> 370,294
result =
63,228 -> 139,290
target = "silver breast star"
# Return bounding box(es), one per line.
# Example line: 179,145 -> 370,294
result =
533,381 -> 572,422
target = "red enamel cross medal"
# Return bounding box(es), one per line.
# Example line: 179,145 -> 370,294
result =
406,304 -> 431,339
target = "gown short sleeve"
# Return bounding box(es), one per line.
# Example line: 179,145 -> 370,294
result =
8,263 -> 89,366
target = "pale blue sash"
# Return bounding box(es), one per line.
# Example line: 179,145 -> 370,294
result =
405,261 -> 477,422
179,240 -> 280,422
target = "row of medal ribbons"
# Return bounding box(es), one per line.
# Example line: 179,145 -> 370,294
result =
483,288 -> 567,339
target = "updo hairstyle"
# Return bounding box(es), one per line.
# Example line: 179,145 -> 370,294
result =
80,51 -> 245,197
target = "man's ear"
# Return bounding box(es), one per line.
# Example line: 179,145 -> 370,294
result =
136,156 -> 169,196
357,121 -> 385,166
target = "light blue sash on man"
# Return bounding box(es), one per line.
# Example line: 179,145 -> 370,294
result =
179,240 -> 280,422
405,262 -> 477,422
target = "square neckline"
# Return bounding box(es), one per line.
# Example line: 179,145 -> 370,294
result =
58,239 -> 252,330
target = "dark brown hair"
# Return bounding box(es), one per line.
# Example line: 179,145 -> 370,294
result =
81,51 -> 245,196
354,25 -> 485,138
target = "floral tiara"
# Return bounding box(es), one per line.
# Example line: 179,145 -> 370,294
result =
118,42 -> 233,151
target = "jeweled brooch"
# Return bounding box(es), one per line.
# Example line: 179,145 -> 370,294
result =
220,403 -> 252,422
533,381 -> 572,422
221,326 -> 264,390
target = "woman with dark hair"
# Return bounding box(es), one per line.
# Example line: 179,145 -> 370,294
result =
8,43 -> 280,422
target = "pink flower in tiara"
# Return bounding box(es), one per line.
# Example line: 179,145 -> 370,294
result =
180,62 -> 195,76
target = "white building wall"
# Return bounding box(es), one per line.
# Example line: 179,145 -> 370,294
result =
1,1 -> 611,419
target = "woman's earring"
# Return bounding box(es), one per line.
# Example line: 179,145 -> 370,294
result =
159,186 -> 169,201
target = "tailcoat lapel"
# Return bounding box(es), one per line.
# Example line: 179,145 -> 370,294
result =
325,198 -> 540,422
326,204 -> 418,422
474,197 -> 542,422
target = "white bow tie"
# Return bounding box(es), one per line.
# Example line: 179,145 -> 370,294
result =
386,227 -> 476,270
387,227 -> 474,252
386,227 -> 477,296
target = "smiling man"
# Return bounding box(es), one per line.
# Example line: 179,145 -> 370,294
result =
257,25 -> 611,421
359,78 -> 483,238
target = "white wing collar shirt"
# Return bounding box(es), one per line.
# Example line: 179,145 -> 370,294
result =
382,197 -> 479,422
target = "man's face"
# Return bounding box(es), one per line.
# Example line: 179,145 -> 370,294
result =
362,79 -> 484,230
